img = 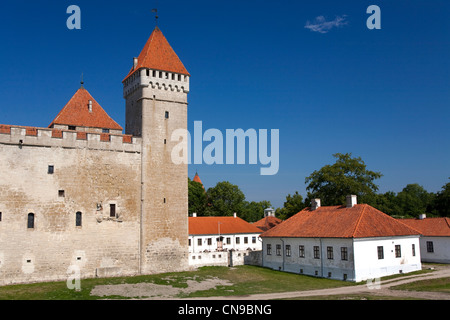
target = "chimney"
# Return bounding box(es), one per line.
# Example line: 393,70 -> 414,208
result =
346,195 -> 357,208
419,214 -> 426,220
233,212 -> 237,218
133,57 -> 138,69
311,199 -> 321,211
88,100 -> 93,113
192,212 -> 197,217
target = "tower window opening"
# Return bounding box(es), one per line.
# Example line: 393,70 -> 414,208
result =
110,204 -> 116,218
27,213 -> 35,229
165,111 -> 169,119
76,211 -> 82,227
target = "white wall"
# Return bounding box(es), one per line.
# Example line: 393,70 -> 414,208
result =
418,236 -> 450,263
353,236 -> 422,282
262,236 -> 422,282
262,237 -> 355,281
189,233 -> 261,253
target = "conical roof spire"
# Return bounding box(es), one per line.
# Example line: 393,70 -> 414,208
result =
123,26 -> 189,82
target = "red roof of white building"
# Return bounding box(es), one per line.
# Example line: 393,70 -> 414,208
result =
189,216 -> 262,236
400,217 -> 450,237
253,216 -> 283,232
261,204 -> 420,239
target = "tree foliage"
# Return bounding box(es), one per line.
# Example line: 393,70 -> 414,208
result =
433,179 -> 450,217
188,178 -> 207,216
305,153 -> 383,206
276,191 -> 305,220
205,181 -> 246,217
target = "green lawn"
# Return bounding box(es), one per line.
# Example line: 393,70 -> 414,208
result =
0,265 -> 355,300
391,277 -> 450,293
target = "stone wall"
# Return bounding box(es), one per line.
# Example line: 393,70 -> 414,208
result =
0,135 -> 142,285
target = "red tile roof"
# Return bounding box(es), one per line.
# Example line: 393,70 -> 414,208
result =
189,216 -> 262,235
193,173 -> 203,185
48,87 -> 122,131
253,216 -> 283,232
261,204 -> 420,239
123,26 -> 189,82
400,217 -> 450,237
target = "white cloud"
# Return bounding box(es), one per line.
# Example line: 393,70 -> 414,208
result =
305,15 -> 348,34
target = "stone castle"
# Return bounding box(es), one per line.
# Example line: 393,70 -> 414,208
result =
0,26 -> 190,285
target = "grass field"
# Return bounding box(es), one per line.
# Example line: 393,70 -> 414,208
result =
0,265 -> 445,300
0,265 -> 355,300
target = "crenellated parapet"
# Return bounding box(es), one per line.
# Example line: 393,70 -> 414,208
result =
0,125 -> 141,153
123,68 -> 190,98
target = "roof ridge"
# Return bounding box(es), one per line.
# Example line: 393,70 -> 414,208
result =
445,217 -> 450,229
351,204 -> 367,238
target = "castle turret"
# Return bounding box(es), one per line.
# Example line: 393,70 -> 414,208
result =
123,26 -> 189,274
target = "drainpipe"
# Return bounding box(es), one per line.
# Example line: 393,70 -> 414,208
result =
258,236 -> 264,267
320,238 -> 324,278
280,238 -> 285,271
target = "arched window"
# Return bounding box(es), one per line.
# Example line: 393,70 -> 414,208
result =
76,212 -> 82,227
27,213 -> 35,229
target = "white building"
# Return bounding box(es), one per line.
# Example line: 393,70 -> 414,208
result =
260,196 -> 422,282
401,215 -> 450,263
189,213 -> 262,253
188,214 -> 262,267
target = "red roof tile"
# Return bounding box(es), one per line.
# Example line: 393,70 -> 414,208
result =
253,216 -> 283,232
49,87 -> 122,131
189,216 -> 262,235
400,217 -> 450,237
123,26 -> 190,81
261,204 -> 420,239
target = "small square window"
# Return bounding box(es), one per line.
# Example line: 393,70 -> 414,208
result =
68,126 -> 76,131
48,165 -> 54,174
58,190 -> 65,197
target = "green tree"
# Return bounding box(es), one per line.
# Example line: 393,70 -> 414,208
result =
276,191 -> 305,220
305,153 -> 383,206
396,183 -> 435,218
205,181 -> 246,217
188,178 -> 207,216
241,200 -> 272,222
433,179 -> 450,217
367,191 -> 402,217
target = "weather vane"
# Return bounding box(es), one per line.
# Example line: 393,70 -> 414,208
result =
152,8 -> 158,26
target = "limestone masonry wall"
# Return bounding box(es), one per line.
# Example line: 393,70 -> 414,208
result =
0,129 -> 142,285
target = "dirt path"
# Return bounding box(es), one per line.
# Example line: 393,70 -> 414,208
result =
189,265 -> 450,300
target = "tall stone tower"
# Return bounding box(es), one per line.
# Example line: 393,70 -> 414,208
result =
123,26 -> 190,274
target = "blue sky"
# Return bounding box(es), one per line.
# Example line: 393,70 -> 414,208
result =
0,1 -> 449,208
